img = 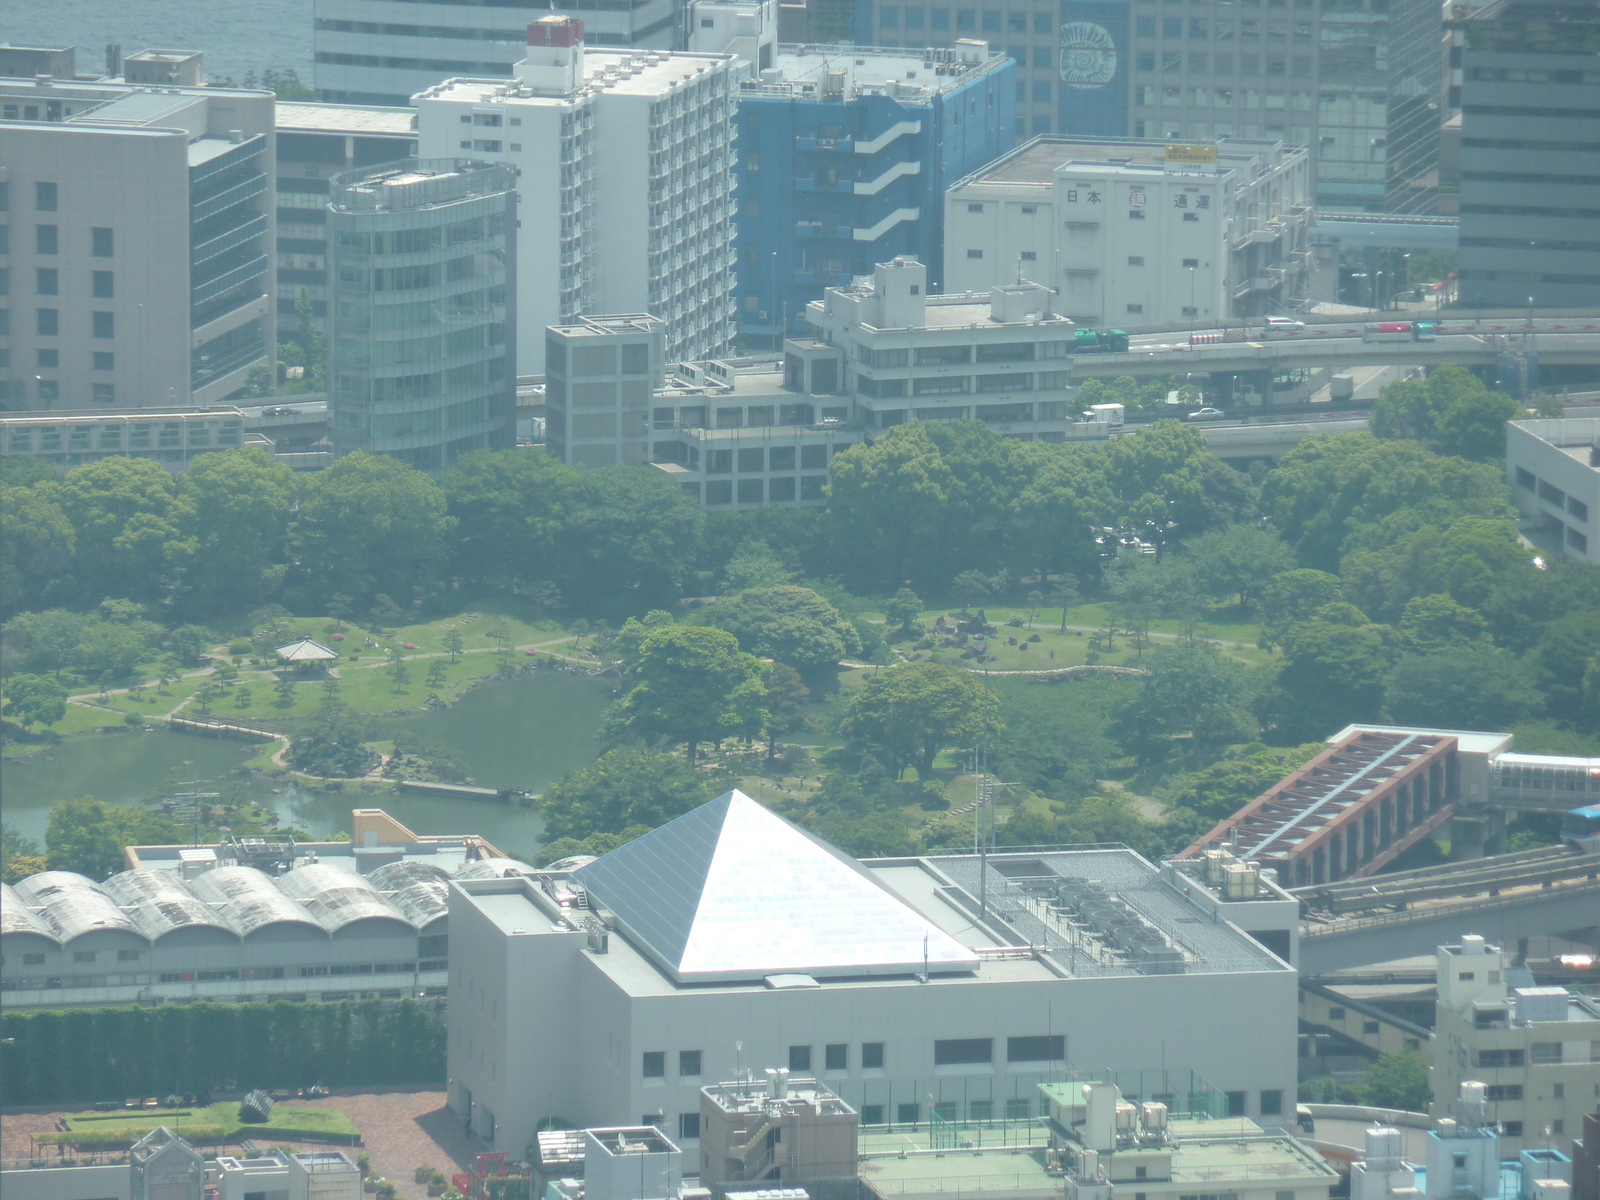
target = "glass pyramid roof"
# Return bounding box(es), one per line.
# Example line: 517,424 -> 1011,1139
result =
572,790 -> 980,983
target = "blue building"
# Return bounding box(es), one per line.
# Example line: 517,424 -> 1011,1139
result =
734,42 -> 1014,346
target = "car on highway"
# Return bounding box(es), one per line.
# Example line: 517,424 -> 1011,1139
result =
1262,316 -> 1306,333
262,406 -> 300,417
1186,406 -> 1227,421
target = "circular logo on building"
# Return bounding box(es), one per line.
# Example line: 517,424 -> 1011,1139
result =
1059,21 -> 1117,90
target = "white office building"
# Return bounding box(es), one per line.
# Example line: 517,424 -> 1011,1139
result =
1507,417 -> 1599,565
943,137 -> 1314,327
446,789 -> 1300,1154
415,17 -> 737,373
1430,935 -> 1600,1157
0,77 -> 277,409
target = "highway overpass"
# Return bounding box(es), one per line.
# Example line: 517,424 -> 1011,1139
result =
1068,317 -> 1600,381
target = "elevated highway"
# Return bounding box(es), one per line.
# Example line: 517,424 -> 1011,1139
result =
1068,317 -> 1600,380
1293,844 -> 1600,973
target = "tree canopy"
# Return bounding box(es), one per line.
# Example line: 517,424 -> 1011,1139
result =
703,585 -> 860,674
538,748 -> 717,841
840,662 -> 994,776
615,625 -> 769,761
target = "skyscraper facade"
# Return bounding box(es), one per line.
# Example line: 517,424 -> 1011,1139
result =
327,160 -> 517,473
1455,0 -> 1600,308
313,0 -> 687,105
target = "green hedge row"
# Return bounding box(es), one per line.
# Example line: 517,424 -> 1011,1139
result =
0,999 -> 445,1106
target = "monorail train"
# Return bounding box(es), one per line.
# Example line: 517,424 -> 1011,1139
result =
1561,803 -> 1600,853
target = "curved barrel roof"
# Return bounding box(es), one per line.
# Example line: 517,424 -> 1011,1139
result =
454,856 -> 537,880
103,869 -> 238,941
186,866 -> 330,937
13,872 -> 144,943
277,863 -> 410,932
368,860 -> 450,892
2,883 -> 58,943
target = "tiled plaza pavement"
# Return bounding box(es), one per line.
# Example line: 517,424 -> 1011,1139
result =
2,1091 -> 486,1200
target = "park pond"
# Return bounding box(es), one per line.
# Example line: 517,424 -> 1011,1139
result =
3,671 -> 615,863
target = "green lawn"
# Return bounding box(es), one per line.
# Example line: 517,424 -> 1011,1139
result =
53,1101 -> 359,1145
892,602 -> 1268,672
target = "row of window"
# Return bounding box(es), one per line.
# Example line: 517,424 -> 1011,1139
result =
20,350 -> 116,370
694,475 -> 828,505
1515,468 -> 1590,523
857,372 -> 1071,398
1136,84 -> 1312,107
16,224 -> 116,257
875,0 -> 1311,33
702,444 -> 835,474
19,267 -> 115,297
1137,16 -> 1312,36
26,309 -> 116,338
640,1037 -> 1069,1080
9,950 -> 441,971
1136,52 -> 1312,73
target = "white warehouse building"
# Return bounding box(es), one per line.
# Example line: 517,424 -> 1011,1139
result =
447,791 -> 1301,1154
943,137 -> 1314,328
415,17 -> 738,373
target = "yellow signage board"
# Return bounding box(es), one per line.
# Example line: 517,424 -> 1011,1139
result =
1165,144 -> 1218,164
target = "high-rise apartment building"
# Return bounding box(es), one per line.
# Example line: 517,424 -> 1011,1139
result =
416,17 -> 738,373
1455,0 -> 1600,309
327,160 -> 517,474
275,102 -> 417,327
313,0 -> 686,105
0,77 -> 276,411
732,41 -> 1014,346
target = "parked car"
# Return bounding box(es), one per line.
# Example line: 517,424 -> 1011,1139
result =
1261,316 -> 1306,334
1186,406 -> 1227,421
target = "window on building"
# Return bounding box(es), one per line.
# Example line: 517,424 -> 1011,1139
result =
642,1051 -> 666,1078
1502,1122 -> 1524,1138
770,477 -> 796,502
1485,1085 -> 1523,1102
36,268 -> 58,295
1007,1035 -> 1065,1063
1515,468 -> 1535,491
738,447 -> 764,474
679,1113 -> 700,1140
1183,212 -> 1200,221
36,224 -> 58,254
92,312 -> 114,339
897,1103 -> 921,1124
118,949 -> 142,961
93,271 -> 114,298
862,1104 -> 886,1124
1225,1091 -> 1247,1116
708,449 -> 733,474
37,349 -> 59,368
706,480 -> 733,506
1127,304 -> 1144,313
1260,1090 -> 1283,1116
801,444 -> 828,470
1129,210 -> 1145,220
862,1042 -> 885,1069
967,248 -> 984,258
1182,257 -> 1199,268
679,1050 -> 701,1076
1363,1021 -> 1381,1035
789,1045 -> 812,1071
1328,1006 -> 1346,1020
1182,306 -> 1198,316
1021,250 -> 1038,260
1531,1043 -> 1563,1064
934,1038 -> 993,1065
37,308 -> 59,336
36,182 -> 58,211
73,951 -> 96,963
825,1043 -> 848,1071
